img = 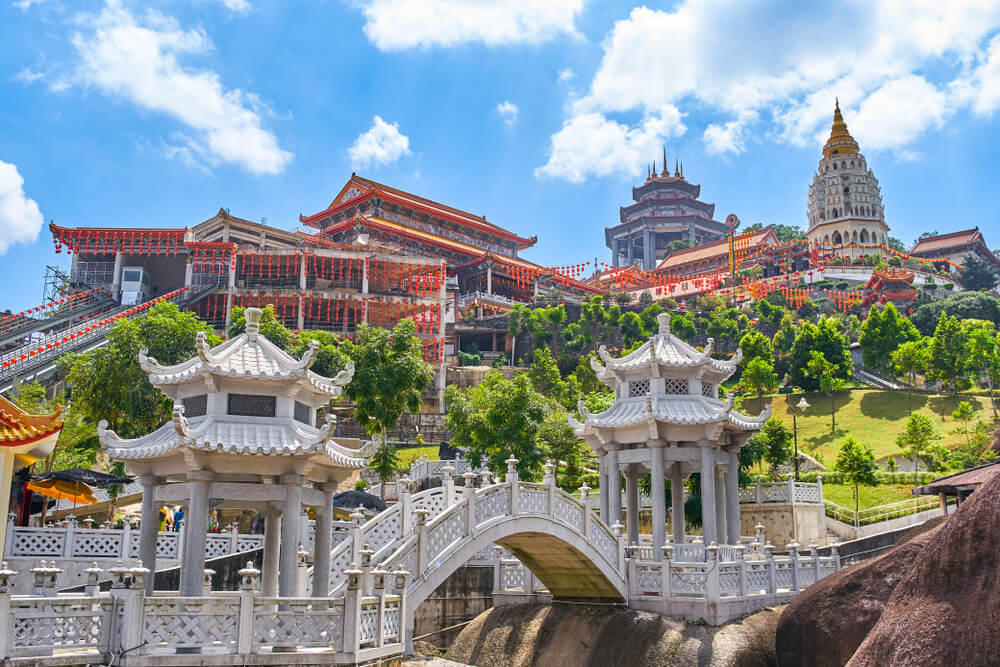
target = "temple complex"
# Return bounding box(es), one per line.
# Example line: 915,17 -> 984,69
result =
910,228 -> 1000,276
862,268 -> 919,310
806,101 -> 891,255
569,313 -> 769,553
607,150 -> 728,270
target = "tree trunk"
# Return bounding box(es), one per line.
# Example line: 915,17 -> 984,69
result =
831,392 -> 836,433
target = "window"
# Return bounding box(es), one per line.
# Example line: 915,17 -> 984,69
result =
181,394 -> 207,418
122,270 -> 142,281
628,379 -> 650,397
701,382 -> 714,398
663,378 -> 688,395
294,401 -> 312,425
227,394 -> 276,417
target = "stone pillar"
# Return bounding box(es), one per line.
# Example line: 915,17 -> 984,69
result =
598,451 -> 609,523
111,251 -> 124,302
625,465 -> 639,546
938,492 -> 947,516
279,475 -> 304,596
184,261 -> 193,289
626,238 -> 634,265
671,461 -> 685,543
180,472 -> 211,596
606,445 -> 621,528
261,507 -> 281,597
299,253 -> 307,290
726,450 -> 741,545
138,475 -> 160,595
699,442 -> 718,545
649,441 -> 666,559
486,265 -> 493,295
715,468 -> 727,545
643,227 -> 655,271
312,486 -> 335,597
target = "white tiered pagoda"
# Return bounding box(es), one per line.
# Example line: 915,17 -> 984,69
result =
98,307 -> 375,596
569,313 -> 769,557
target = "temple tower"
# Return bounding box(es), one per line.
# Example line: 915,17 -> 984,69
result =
806,101 -> 890,254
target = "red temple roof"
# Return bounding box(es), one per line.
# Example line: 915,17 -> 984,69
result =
910,229 -> 984,255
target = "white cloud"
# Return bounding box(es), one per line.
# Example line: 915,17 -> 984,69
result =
540,0 -> 1000,178
0,160 -> 44,255
357,0 -> 583,50
558,68 -> 574,83
497,100 -> 519,126
69,2 -> 291,175
12,0 -> 46,10
13,68 -> 45,83
535,106 -> 686,184
219,0 -> 250,13
348,116 -> 411,169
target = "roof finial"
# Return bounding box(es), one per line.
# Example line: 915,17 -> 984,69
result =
647,163 -> 651,179
656,312 -> 672,334
662,145 -> 667,175
652,159 -> 656,176
680,162 -> 684,178
245,307 -> 262,337
674,159 -> 679,177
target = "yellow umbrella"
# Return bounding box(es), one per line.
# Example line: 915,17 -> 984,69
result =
26,479 -> 98,505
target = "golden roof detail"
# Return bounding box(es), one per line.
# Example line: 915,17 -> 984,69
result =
0,395 -> 63,446
823,99 -> 860,159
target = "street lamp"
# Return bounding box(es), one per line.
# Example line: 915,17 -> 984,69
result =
792,396 -> 810,481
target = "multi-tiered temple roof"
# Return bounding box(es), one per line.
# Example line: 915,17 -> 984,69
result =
570,313 -> 769,441
99,307 -> 373,469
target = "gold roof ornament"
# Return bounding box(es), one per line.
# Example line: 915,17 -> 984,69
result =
823,98 -> 860,159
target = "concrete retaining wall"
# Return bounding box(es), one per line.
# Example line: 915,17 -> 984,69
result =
740,503 -> 827,547
413,564 -> 495,648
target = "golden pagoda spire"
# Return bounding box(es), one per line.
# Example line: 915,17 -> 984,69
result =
823,98 -> 859,159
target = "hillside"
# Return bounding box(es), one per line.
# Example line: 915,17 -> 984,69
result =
756,389 -> 995,466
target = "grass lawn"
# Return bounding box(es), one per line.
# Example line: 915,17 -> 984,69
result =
396,445 -> 440,468
821,483 -> 916,510
747,389 -> 997,466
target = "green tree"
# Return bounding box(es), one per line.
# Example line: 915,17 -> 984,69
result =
742,357 -> 778,414
620,311 -> 645,347
891,338 -> 930,413
959,254 -> 999,291
928,312 -> 969,392
951,401 -> 977,446
670,312 -> 697,343
962,320 -> 999,421
910,291 -> 1000,336
806,350 -> 847,433
342,319 -> 434,486
739,330 -> 773,367
536,411 -> 584,491
754,417 -> 793,479
368,445 -> 400,500
787,317 -> 853,391
771,313 -> 797,380
858,303 -> 919,373
950,420 -> 998,469
507,304 -> 529,365
833,436 -> 879,518
706,307 -> 740,353
445,373 -> 548,479
290,330 -> 351,378
895,413 -> 941,482
227,304 -> 292,349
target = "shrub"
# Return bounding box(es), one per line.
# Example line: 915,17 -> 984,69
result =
458,351 -> 481,366
835,281 -> 850,290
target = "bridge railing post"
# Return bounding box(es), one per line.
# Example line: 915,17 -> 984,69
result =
349,509 -> 365,571
414,507 -> 429,576
579,484 -> 592,539
543,461 -> 556,517
462,473 -> 477,536
735,545 -> 747,598
661,545 -> 673,601
706,544 -> 720,620
506,458 -> 520,515
398,477 -> 412,537
360,544 -> 375,596
787,542 -> 800,592
492,546 -> 503,594
237,561 -> 260,655
372,568 -> 387,647
764,543 -> 776,596
831,541 -> 841,572
392,569 -> 409,651
612,522 -> 626,579
343,566 -> 363,653
442,465 -> 457,506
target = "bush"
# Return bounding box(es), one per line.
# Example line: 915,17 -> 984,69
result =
458,351 -> 481,366
835,281 -> 850,290
942,283 -> 955,291
354,479 -> 370,490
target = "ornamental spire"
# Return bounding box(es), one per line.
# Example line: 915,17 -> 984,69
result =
662,145 -> 668,176
823,98 -> 859,159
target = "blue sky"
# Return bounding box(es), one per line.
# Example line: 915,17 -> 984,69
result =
2,0 -> 1000,312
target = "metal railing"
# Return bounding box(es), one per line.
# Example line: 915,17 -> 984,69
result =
824,495 -> 941,527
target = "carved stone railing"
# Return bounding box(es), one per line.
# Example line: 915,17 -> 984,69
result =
738,479 -> 824,506
4,518 -> 264,562
0,561 -> 405,662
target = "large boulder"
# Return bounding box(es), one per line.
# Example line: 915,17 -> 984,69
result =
775,517 -> 946,667
847,472 -> 1000,666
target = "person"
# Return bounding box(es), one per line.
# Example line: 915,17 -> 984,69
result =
158,505 -> 172,532
173,505 -> 184,531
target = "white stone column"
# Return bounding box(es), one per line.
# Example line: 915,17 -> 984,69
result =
180,472 -> 211,596
699,442 -> 718,545
598,451 -> 609,523
261,507 -> 281,597
184,261 -> 193,289
312,486 -> 335,597
111,251 -> 124,302
606,445 -> 621,528
625,465 -> 639,546
278,475 -> 304,597
649,441 -> 666,558
726,450 -> 741,546
486,264 -> 493,295
671,461 -> 685,543
716,468 -> 728,545
138,475 -> 160,594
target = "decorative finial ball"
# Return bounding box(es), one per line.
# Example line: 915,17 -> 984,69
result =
725,214 -> 740,231
244,307 -> 263,333
656,311 -> 671,334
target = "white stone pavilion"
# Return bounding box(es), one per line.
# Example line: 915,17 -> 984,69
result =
98,307 -> 375,596
569,313 -> 769,558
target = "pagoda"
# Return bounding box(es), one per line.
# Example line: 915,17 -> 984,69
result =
569,313 -> 769,557
607,149 -> 728,270
98,307 -> 375,596
862,267 -> 918,309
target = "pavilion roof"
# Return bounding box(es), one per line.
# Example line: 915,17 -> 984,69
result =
139,311 -> 352,399
910,229 -> 985,255
654,228 -> 777,272
568,396 -> 768,434
0,396 -> 63,448
912,462 -> 1000,496
590,313 -> 742,383
98,407 -> 373,466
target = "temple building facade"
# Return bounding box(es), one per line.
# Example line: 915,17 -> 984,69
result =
607,152 -> 728,270
910,228 -> 1000,276
806,102 -> 890,254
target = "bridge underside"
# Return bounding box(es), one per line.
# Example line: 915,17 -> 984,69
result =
498,532 -> 624,602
